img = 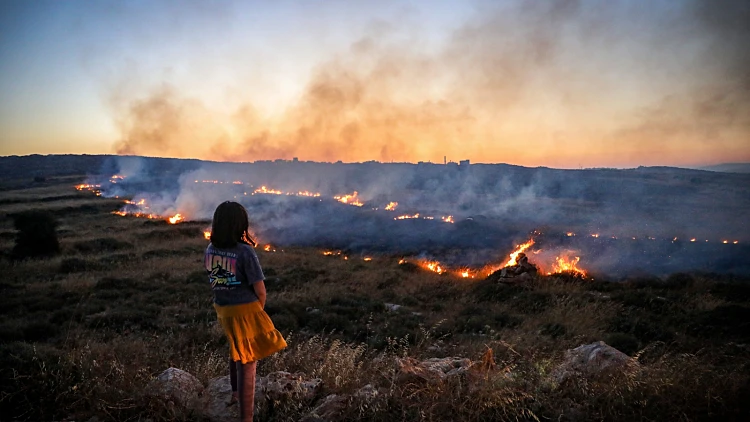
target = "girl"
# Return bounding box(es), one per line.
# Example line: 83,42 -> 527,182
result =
205,201 -> 287,421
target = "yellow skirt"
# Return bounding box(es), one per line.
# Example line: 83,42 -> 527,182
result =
214,301 -> 287,364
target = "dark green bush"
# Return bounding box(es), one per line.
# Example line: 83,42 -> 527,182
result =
473,281 -> 526,302
510,291 -> 551,313
11,210 -> 60,259
604,332 -> 640,355
689,305 -> 750,341
608,311 -> 675,343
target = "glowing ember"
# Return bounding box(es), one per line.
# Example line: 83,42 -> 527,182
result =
253,186 -> 283,195
690,238 -> 696,242
363,257 -> 372,261
722,240 -> 728,244
398,258 -> 407,264
263,244 -> 274,252
168,214 -> 184,224
384,202 -> 398,211
503,239 -> 536,267
232,181 -> 243,185
322,250 -> 342,256
395,213 -> 420,220
441,215 -> 454,223
334,191 -> 364,206
204,230 -> 211,240
548,255 -> 586,277
566,232 -> 575,237
591,233 -> 599,238
295,190 -> 321,197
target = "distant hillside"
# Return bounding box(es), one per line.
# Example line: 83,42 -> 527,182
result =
699,163 -> 750,173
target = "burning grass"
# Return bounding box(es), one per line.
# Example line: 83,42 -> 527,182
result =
0,178 -> 749,421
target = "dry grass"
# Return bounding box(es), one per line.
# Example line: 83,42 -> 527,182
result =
0,178 -> 749,421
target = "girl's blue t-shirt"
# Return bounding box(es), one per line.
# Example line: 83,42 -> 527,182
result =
204,242 -> 265,306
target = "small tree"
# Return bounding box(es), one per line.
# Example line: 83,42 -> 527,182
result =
11,211 -> 60,259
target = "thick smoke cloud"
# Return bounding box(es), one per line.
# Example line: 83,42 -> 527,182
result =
92,155 -> 750,277
110,0 -> 750,166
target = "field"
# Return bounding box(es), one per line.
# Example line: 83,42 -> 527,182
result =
1,175 -> 749,421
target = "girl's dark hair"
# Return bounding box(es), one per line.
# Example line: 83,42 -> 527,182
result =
210,201 -> 257,248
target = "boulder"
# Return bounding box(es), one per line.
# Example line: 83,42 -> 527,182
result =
396,357 -> 472,385
257,371 -> 323,402
304,384 -> 384,421
145,367 -> 204,410
554,341 -> 639,382
202,375 -> 239,422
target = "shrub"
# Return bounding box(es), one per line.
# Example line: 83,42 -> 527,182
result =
59,257 -> 89,273
689,305 -> 750,341
510,291 -> 551,313
11,210 -> 60,259
603,332 -> 640,355
473,280 -> 526,302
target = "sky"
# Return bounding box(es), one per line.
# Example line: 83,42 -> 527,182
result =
0,0 -> 748,168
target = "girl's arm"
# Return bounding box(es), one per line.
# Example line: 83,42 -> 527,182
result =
253,280 -> 267,309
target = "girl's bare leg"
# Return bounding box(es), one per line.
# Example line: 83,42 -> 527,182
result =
238,360 -> 257,422
228,358 -> 239,404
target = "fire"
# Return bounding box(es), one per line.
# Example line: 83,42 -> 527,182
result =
253,186 -> 283,195
168,214 -> 184,224
566,232 -> 575,237
423,261 -> 445,274
363,257 -> 372,261
322,250 -> 342,256
503,239 -> 535,267
398,258 -> 407,264
690,238 -> 696,242
385,202 -> 398,211
591,233 -> 599,238
334,191 -> 364,206
204,230 -> 211,240
734,240 -> 739,244
295,190 -> 321,197
441,215 -> 454,223
263,244 -> 275,252
548,255 -> 586,277
395,213 -> 420,220
75,184 -> 102,195
722,240 -> 728,244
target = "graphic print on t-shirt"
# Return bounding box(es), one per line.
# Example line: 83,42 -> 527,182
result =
205,250 -> 239,289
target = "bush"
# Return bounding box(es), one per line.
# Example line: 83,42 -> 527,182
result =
59,258 -> 89,273
510,291 -> 551,313
689,305 -> 750,341
11,210 -> 60,259
604,332 -> 640,356
473,280 -> 526,302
